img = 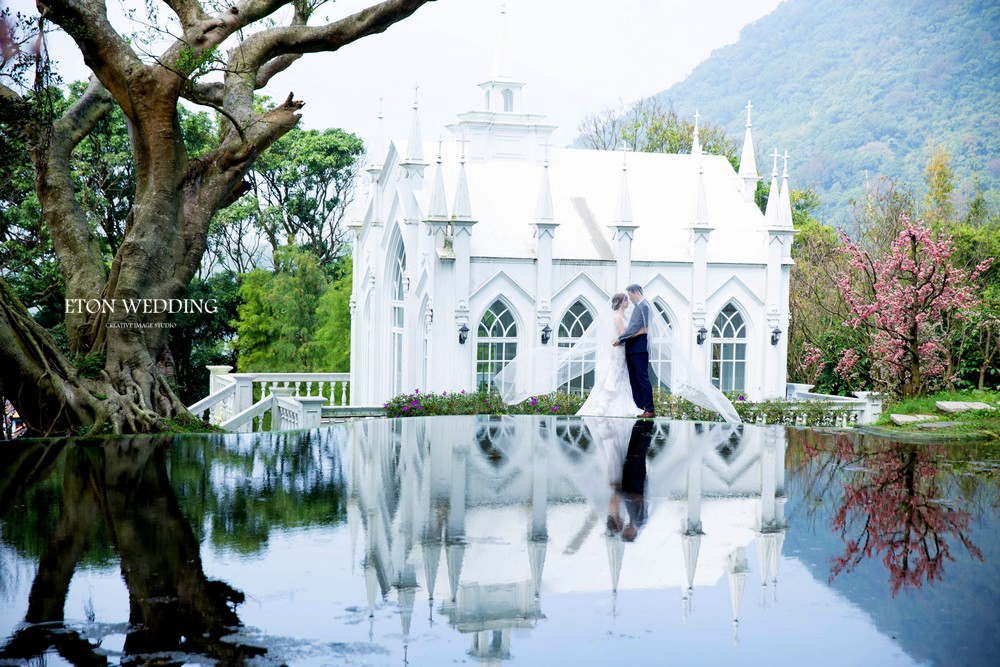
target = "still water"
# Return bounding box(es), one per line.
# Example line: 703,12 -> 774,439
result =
1,416 -> 997,666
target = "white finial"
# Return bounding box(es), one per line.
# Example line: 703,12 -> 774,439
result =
745,100 -> 753,127
403,86 -> 425,165
491,3 -> 513,80
457,134 -> 469,162
771,149 -> 779,177
413,83 -> 419,109
437,136 -> 443,162
694,109 -> 700,129
782,150 -> 790,178
691,110 -> 702,157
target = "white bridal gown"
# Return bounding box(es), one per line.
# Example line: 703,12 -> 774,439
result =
577,314 -> 641,418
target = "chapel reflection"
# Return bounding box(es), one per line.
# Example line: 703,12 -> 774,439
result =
347,415 -> 790,660
0,437 -> 262,665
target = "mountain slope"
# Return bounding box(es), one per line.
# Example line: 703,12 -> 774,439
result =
655,0 -> 1000,222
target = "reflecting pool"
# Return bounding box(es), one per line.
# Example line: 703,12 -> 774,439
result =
1,416 -> 997,666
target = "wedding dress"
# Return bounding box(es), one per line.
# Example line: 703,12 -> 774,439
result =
577,312 -> 640,417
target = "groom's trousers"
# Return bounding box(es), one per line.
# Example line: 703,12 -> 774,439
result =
626,350 -> 654,413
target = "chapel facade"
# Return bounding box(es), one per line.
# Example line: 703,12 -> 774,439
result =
348,13 -> 795,407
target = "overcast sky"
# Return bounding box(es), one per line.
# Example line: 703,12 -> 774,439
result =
8,0 -> 783,146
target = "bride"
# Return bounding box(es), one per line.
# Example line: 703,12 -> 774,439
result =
493,292 -> 740,424
577,292 -> 642,417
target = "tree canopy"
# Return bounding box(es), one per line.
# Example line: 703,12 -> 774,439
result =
0,0 -> 432,435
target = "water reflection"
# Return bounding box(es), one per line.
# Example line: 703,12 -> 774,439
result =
0,436 -> 264,664
792,430 -> 986,593
349,416 -> 780,657
1,418 -> 997,665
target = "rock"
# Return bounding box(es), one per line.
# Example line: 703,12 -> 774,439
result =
890,414 -> 937,425
935,401 -> 997,413
917,421 -> 962,429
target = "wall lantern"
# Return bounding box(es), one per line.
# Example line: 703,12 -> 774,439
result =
458,324 -> 469,345
541,324 -> 552,345
696,326 -> 708,345
771,327 -> 782,346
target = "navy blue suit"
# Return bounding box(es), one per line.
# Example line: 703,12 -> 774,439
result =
617,299 -> 654,413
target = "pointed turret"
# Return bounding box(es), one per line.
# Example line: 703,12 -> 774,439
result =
427,141 -> 449,219
400,85 -> 428,173
764,149 -> 780,227
690,110 -> 702,157
727,547 -> 749,643
491,3 -> 513,80
534,158 -> 554,222
613,152 -> 633,224
777,150 -> 793,227
606,535 -> 624,593
737,100 -> 760,203
366,100 -> 385,178
452,140 -> 474,221
693,158 -> 711,228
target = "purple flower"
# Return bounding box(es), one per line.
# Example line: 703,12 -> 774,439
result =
530,397 -> 538,406
551,406 -> 559,412
738,394 -> 746,402
415,389 -> 419,394
461,389 -> 466,395
403,405 -> 410,412
410,399 -> 419,406
443,391 -> 448,396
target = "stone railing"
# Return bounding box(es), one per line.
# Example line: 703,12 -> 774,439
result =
783,383 -> 884,425
187,366 -> 350,432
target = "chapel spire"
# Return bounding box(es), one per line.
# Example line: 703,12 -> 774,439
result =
452,139 -> 474,220
737,101 -> 760,203
366,99 -> 385,177
613,152 -> 633,224
693,156 -> 711,228
534,156 -> 554,222
427,141 -> 449,220
691,109 -> 702,157
401,84 -> 427,167
777,150 -> 793,228
491,3 -> 514,80
764,149 -> 780,227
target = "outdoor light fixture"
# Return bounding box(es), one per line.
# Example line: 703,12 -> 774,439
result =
541,324 -> 552,345
771,327 -> 782,345
458,324 -> 469,345
696,326 -> 708,345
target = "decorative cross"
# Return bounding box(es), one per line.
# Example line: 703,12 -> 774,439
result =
457,134 -> 469,161
782,149 -> 790,176
745,100 -> 753,126
413,83 -> 419,109
771,148 -> 779,175
693,109 -> 700,129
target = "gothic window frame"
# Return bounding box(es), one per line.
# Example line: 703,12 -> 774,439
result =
711,302 -> 748,393
476,298 -> 518,393
391,244 -> 406,396
650,300 -> 673,390
557,299 -> 595,395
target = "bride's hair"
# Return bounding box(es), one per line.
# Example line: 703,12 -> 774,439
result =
611,292 -> 628,311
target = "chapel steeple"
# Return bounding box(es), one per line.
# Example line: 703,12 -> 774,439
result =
737,101 -> 760,203
764,149 -> 780,227
447,3 -> 556,162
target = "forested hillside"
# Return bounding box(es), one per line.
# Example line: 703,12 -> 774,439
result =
655,0 -> 999,222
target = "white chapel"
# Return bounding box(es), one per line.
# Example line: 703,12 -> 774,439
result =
349,10 -> 795,406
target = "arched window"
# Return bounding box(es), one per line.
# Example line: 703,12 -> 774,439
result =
558,300 -> 595,394
502,88 -> 514,112
650,302 -> 673,389
477,299 -> 517,392
711,303 -> 747,393
391,246 -> 406,395
484,89 -> 491,110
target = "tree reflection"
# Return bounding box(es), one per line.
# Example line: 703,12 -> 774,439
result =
0,437 -> 264,664
793,431 -> 986,594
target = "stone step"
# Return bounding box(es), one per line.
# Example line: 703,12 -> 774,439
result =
935,401 -> 997,413
890,413 -> 937,425
918,421 -> 962,429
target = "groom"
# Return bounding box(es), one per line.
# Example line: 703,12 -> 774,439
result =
613,284 -> 656,418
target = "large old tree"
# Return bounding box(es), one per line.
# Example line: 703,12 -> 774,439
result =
0,0 -> 431,435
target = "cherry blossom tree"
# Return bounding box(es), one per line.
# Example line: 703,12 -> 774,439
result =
836,216 -> 990,397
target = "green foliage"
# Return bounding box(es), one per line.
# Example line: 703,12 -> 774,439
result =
874,389 -> 1000,439
309,257 -> 353,371
654,0 -> 1000,222
384,390 -> 584,418
234,247 -> 329,372
73,352 -> 106,380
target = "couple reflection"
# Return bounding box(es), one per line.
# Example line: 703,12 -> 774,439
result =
592,418 -> 654,543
